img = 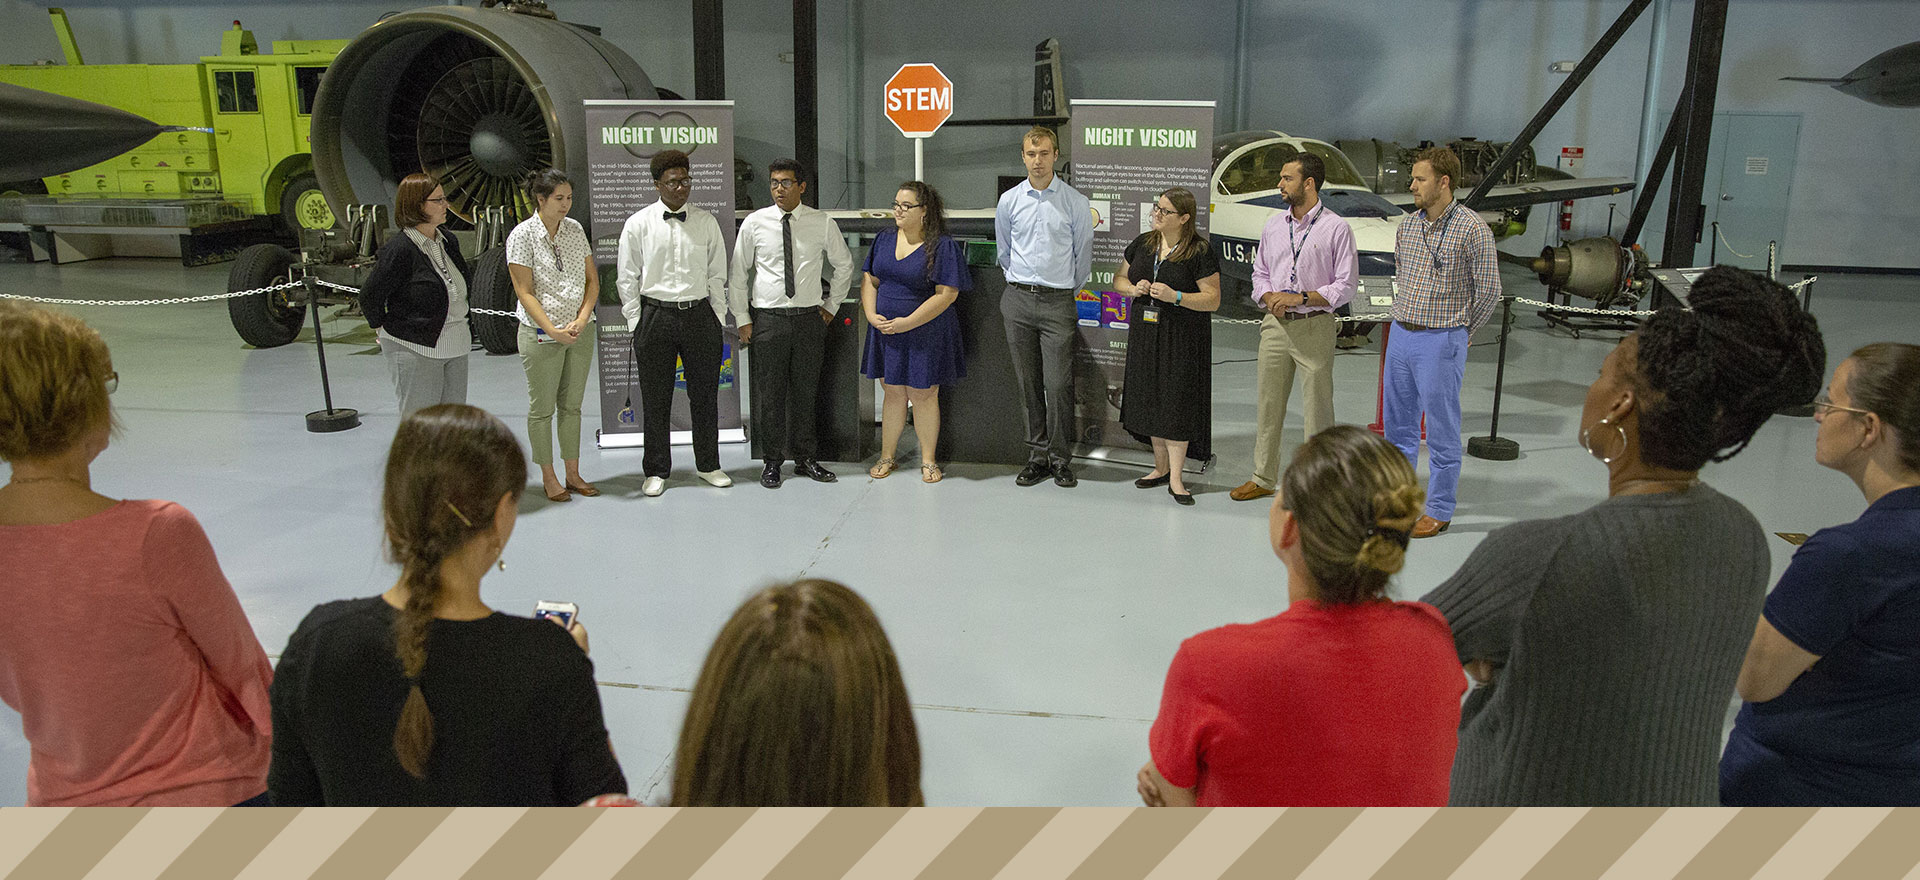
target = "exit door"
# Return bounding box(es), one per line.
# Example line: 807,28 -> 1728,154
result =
1700,113 -> 1800,271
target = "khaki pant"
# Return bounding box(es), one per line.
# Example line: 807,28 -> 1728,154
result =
518,322 -> 596,465
1250,312 -> 1336,489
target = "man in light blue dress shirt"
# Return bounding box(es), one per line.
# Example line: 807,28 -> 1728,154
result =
995,126 -> 1094,487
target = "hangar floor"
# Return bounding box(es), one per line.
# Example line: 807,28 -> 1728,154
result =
1,255 -> 1912,806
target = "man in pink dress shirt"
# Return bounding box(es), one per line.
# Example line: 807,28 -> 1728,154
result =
1231,153 -> 1359,502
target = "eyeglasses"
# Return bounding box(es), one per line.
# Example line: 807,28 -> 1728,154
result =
104,372 -> 118,395
1813,392 -> 1871,417
770,179 -> 802,190
891,201 -> 922,211
1150,205 -> 1176,217
658,177 -> 693,189
424,197 -> 449,204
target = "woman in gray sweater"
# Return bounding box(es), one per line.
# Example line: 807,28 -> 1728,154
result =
1422,266 -> 1825,806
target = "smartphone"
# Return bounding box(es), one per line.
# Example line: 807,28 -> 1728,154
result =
535,326 -> 558,344
533,600 -> 579,629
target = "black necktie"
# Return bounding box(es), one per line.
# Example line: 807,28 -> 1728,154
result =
781,212 -> 797,299
663,210 -> 686,222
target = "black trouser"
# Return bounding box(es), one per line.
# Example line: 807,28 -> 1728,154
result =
749,306 -> 826,464
634,299 -> 723,477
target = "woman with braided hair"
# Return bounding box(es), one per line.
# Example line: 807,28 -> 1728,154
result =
1139,425 -> 1464,806
1423,266 -> 1826,806
268,405 -> 625,805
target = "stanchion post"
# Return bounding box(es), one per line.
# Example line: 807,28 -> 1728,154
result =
1467,296 -> 1520,461
303,272 -> 360,433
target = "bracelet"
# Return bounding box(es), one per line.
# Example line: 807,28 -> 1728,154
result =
1175,290 -> 1184,304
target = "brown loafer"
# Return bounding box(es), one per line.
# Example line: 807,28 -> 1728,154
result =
1229,481 -> 1275,502
565,481 -> 600,497
1412,515 -> 1450,538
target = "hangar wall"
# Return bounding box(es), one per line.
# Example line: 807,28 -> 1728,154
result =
3,0 -> 1911,269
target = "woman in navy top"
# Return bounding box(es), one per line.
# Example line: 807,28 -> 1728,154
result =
1722,342 -> 1920,805
861,181 -> 970,483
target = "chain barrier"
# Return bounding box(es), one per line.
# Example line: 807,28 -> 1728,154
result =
0,279 -> 303,307
1715,225 -> 1758,260
310,278 -> 515,317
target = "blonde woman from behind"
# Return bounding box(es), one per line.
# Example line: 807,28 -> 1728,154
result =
1140,425 -> 1464,806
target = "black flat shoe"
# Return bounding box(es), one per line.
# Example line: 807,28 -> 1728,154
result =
1016,462 -> 1051,486
1053,464 -> 1078,488
795,459 -> 838,482
1169,486 -> 1195,506
760,462 -> 783,488
1135,472 -> 1171,489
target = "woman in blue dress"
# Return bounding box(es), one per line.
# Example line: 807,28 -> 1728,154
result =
861,181 -> 970,483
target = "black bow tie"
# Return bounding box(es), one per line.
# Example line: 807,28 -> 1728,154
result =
663,210 -> 686,222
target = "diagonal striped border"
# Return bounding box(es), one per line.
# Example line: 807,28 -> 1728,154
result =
1,808 -> 1918,880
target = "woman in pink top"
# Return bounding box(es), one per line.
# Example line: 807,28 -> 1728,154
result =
0,302 -> 273,806
1139,425 -> 1464,806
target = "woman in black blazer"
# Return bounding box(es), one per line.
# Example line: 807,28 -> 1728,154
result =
360,173 -> 473,415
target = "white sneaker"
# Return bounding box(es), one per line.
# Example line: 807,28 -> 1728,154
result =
696,469 -> 733,488
641,476 -> 666,496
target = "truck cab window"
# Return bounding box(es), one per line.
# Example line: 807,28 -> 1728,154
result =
215,70 -> 258,113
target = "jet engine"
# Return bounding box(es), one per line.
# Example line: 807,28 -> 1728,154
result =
309,4 -> 654,227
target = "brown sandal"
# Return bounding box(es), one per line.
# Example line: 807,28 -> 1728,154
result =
565,481 -> 600,497
869,457 -> 897,479
544,485 -> 572,502
921,462 -> 943,483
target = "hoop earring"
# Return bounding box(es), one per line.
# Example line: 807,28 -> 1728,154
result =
1581,417 -> 1628,464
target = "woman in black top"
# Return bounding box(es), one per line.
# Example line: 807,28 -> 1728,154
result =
268,405 -> 625,806
1115,187 -> 1221,505
359,173 -> 473,416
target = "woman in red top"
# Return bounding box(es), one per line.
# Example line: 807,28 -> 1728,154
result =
1140,425 -> 1464,806
0,302 -> 274,806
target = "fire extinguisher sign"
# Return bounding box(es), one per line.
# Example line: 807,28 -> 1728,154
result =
1559,146 -> 1584,174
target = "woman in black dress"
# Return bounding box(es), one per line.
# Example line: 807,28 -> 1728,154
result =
1115,187 -> 1220,505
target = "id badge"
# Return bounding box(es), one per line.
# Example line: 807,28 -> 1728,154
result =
1140,305 -> 1161,324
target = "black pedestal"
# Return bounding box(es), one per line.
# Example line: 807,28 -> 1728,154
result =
937,266 -> 1031,466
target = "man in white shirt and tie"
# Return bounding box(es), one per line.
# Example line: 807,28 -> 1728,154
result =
616,149 -> 738,497
730,158 -> 855,488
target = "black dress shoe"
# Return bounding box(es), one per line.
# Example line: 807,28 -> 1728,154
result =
1169,486 -> 1195,506
1053,464 -> 1077,488
795,460 -> 837,483
1016,462 -> 1051,486
1135,472 -> 1171,489
760,462 -> 783,488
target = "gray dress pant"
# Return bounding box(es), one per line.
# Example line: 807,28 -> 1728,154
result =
384,345 -> 469,417
999,284 -> 1078,467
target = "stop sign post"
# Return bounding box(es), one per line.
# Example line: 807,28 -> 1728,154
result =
884,63 -> 953,181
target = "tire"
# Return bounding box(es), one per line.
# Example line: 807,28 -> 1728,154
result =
470,246 -> 519,355
227,243 -> 304,348
279,170 -> 336,232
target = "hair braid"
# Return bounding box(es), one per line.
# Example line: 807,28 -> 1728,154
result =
379,404 -> 527,780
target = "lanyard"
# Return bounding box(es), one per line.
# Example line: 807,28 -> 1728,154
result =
1419,202 -> 1455,273
1286,204 -> 1322,291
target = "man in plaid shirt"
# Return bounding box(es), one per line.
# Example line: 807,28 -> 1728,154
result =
1387,147 -> 1501,537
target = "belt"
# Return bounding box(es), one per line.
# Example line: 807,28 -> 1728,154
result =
754,305 -> 820,316
1275,310 -> 1330,322
644,296 -> 704,311
1395,319 -> 1438,332
1007,281 -> 1071,294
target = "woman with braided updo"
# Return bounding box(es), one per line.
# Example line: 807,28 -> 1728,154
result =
1139,425 -> 1465,806
1424,266 -> 1826,806
268,405 -> 626,805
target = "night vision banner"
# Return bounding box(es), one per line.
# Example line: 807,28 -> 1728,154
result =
1067,100 -> 1215,460
583,99 -> 742,447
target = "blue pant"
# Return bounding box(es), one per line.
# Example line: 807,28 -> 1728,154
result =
1383,325 -> 1468,519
